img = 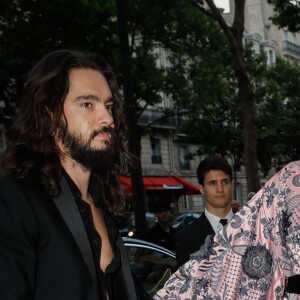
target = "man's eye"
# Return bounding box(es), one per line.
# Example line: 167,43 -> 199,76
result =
105,103 -> 114,112
208,182 -> 215,186
222,180 -> 230,185
81,102 -> 92,108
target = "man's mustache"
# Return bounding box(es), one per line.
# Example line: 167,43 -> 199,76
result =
90,127 -> 115,141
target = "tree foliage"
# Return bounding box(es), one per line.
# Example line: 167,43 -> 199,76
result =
126,0 -> 230,115
0,0 -> 224,124
255,58 -> 300,174
177,45 -> 300,177
189,0 -> 262,192
267,0 -> 300,32
0,0 -> 119,125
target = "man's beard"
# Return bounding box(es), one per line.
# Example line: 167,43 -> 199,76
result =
58,122 -> 118,175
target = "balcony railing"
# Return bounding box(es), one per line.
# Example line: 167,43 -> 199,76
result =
282,40 -> 300,58
138,109 -> 177,128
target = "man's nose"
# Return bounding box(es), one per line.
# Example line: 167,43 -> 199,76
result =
96,105 -> 114,126
216,182 -> 224,192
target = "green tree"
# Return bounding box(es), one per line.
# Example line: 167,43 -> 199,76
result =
267,0 -> 300,32
0,0 -> 119,125
189,0 -> 261,192
119,0 -> 235,161
179,44 -> 300,179
255,58 -> 300,174
126,0 -> 229,113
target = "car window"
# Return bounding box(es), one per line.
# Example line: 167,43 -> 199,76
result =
170,211 -> 202,230
125,245 -> 177,298
184,216 -> 195,224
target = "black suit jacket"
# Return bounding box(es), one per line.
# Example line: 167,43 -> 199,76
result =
147,223 -> 176,252
174,212 -> 214,267
0,172 -> 137,300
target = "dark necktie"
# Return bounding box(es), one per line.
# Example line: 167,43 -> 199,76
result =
219,218 -> 228,226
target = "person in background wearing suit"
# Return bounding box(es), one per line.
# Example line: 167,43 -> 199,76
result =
148,199 -> 176,252
175,156 -> 234,267
0,50 -> 138,300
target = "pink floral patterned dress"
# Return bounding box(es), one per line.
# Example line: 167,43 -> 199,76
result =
154,161 -> 300,299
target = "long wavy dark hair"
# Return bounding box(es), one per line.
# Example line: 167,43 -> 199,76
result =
2,49 -> 133,212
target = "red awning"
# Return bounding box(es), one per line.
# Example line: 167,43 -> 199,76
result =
120,175 -> 200,196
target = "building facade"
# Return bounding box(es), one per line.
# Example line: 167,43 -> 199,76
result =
137,0 -> 300,212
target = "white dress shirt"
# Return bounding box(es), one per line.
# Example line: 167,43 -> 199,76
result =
205,209 -> 234,233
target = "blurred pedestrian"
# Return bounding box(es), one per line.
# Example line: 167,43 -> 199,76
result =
148,199 -> 176,251
174,156 -> 234,267
231,199 -> 240,213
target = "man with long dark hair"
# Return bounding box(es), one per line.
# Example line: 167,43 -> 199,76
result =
0,50 -> 138,299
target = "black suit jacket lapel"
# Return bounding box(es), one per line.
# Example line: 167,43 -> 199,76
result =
200,213 -> 215,235
115,236 -> 137,300
53,176 -> 97,279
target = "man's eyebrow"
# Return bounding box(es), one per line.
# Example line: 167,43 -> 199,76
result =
207,178 -> 230,183
75,94 -> 99,101
207,180 -> 217,183
75,94 -> 114,102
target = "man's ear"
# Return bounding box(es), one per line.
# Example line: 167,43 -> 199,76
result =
199,185 -> 204,195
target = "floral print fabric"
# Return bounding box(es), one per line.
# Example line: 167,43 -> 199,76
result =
154,161 -> 300,299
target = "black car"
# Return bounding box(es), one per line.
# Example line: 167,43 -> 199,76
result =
117,212 -> 157,237
123,237 -> 177,298
170,211 -> 201,231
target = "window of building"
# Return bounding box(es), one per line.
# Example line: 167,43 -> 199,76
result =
179,146 -> 190,170
150,136 -> 162,164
